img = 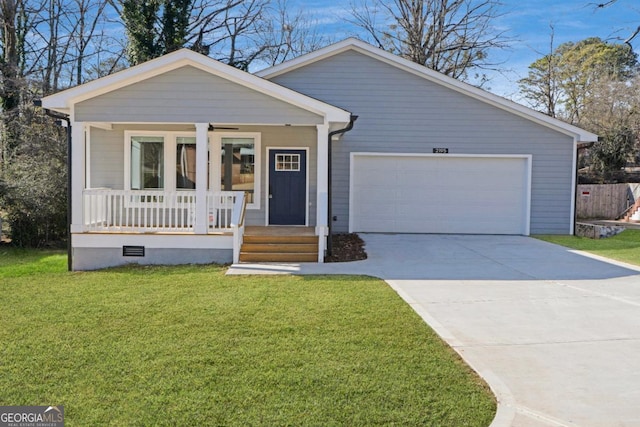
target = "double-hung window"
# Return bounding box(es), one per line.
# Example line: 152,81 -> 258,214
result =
211,132 -> 261,209
130,136 -> 164,190
176,137 -> 197,190
220,138 -> 256,204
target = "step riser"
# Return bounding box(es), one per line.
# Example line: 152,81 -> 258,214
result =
243,235 -> 318,244
242,243 -> 318,253
239,253 -> 318,262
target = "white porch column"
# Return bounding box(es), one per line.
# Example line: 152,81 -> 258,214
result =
70,121 -> 86,233
316,123 -> 330,262
195,123 -> 209,234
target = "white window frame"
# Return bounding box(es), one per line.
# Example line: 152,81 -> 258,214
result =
125,131 -> 169,192
210,132 -> 261,210
275,153 -> 301,171
125,131 -> 203,191
171,132 -> 198,191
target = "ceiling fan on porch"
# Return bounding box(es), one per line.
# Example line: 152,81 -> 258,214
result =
208,124 -> 240,131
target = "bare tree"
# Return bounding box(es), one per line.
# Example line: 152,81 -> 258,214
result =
594,0 -> 640,48
0,0 -> 27,157
114,0 -> 272,70
1,0 -> 120,246
217,0 -> 268,70
518,25 -> 561,117
71,0 -> 112,85
187,0 -> 277,70
349,0 -> 509,81
22,0 -> 123,91
258,0 -> 333,67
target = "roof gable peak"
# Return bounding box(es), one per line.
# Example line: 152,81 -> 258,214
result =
41,48 -> 351,124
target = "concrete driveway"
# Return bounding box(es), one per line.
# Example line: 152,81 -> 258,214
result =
228,234 -> 640,427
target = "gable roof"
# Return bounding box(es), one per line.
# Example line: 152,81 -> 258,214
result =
42,48 -> 351,125
257,38 -> 598,142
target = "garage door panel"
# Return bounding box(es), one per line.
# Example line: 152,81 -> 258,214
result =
351,155 -> 529,234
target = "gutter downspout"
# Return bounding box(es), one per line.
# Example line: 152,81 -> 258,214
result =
34,100 -> 72,271
327,114 -> 358,257
574,140 -> 596,235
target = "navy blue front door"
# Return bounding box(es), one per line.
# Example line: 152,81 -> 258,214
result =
269,149 -> 306,225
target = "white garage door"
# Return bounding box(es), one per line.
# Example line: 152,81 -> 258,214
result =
350,154 -> 530,234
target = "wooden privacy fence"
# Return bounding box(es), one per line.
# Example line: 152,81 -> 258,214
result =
576,183 -> 640,219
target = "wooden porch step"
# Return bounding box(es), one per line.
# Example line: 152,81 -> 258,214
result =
243,235 -> 318,244
239,226 -> 319,263
241,243 -> 318,253
239,252 -> 318,263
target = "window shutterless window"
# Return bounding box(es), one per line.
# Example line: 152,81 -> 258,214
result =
221,137 -> 256,204
176,137 -> 197,189
130,136 -> 164,190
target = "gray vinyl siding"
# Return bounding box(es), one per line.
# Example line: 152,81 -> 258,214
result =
270,50 -> 575,234
76,66 -> 323,125
89,127 -> 124,189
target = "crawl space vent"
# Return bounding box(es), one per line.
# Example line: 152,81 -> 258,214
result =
123,245 -> 145,257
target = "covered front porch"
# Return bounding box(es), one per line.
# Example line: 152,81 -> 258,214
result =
75,122 -> 327,266
41,48 -> 352,270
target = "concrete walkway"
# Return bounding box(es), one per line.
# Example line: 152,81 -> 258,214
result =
227,234 -> 640,427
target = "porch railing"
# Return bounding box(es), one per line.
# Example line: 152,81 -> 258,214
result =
230,192 -> 247,263
83,189 -> 239,233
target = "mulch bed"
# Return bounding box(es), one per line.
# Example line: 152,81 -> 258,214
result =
324,233 -> 368,263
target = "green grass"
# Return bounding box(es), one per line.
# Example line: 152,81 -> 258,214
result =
0,248 -> 495,426
536,229 -> 640,266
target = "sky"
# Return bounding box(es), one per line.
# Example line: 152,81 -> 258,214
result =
289,0 -> 640,103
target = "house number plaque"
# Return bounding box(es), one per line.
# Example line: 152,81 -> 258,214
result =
433,148 -> 449,153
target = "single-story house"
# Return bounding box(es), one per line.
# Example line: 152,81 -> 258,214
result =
41,38 -> 597,270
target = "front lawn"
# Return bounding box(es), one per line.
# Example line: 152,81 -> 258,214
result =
536,229 -> 640,266
0,248 -> 495,426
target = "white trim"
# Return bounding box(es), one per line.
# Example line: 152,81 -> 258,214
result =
71,122 -> 86,232
524,155 -> 533,236
258,38 -> 598,142
124,131 -> 169,192
72,232 -> 233,249
41,49 -> 351,125
85,126 -> 91,189
274,153 -> 301,171
194,123 -> 209,234
348,152 -> 533,235
87,122 -> 113,131
570,138 -> 578,235
316,123 -> 329,263
210,132 -> 262,210
265,147 -> 310,226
